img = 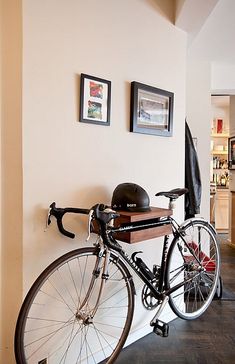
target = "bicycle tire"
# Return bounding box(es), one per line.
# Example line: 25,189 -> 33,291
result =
165,219 -> 220,320
15,246 -> 135,364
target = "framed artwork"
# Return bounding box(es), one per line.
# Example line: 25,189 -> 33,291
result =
216,118 -> 223,134
228,136 -> 235,170
80,74 -> 111,125
130,81 -> 174,136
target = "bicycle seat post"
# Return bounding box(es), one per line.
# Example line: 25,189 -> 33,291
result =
168,198 -> 176,210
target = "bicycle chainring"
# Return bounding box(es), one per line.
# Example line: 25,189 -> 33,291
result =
141,279 -> 159,310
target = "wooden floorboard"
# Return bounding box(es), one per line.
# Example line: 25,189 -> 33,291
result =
115,235 -> 235,364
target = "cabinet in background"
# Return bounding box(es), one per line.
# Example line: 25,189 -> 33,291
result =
215,188 -> 229,232
229,191 -> 235,247
211,133 -> 229,186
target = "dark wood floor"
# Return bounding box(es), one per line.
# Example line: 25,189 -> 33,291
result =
116,235 -> 235,364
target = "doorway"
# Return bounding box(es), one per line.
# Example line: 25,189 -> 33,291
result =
210,95 -> 229,233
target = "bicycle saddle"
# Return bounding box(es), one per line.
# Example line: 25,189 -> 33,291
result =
155,188 -> 188,200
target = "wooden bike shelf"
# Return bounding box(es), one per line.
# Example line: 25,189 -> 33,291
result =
93,207 -> 172,244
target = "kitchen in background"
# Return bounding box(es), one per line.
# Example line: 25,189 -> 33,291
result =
210,95 -> 230,233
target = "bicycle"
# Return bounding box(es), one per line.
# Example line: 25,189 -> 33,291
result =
14,188 -> 220,364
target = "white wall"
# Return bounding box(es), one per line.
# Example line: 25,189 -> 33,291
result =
186,59 -> 211,220
184,0 -> 235,223
211,63 -> 235,94
1,1 -> 187,362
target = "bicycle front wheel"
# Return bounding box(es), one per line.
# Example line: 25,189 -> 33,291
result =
15,246 -> 135,364
165,219 -> 220,320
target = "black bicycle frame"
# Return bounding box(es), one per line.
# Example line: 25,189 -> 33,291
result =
105,216 -> 202,302
104,216 -> 175,301
48,202 -> 198,302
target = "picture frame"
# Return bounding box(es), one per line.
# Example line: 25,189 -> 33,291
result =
228,136 -> 235,170
216,118 -> 223,134
79,74 -> 111,126
130,81 -> 174,136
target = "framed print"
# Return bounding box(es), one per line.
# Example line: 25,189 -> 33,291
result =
80,74 -> 111,125
130,81 -> 174,136
228,136 -> 235,170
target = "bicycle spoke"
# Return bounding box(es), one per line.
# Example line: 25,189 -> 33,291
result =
167,221 -> 220,319
15,247 -> 134,364
25,317 -> 74,333
26,317 -> 76,360
58,324 -> 82,364
48,322 -> 81,362
47,278 -> 75,316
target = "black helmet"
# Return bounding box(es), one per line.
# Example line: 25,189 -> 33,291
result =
111,183 -> 150,212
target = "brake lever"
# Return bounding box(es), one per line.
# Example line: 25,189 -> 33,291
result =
86,209 -> 94,242
45,202 -> 55,230
45,202 -> 75,238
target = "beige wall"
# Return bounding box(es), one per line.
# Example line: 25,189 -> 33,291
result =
1,0 -> 187,362
1,0 -> 23,363
22,0 -> 186,347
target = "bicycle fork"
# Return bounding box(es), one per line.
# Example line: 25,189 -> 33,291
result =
76,242 -> 110,325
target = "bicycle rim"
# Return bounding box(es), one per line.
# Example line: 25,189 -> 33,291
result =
15,247 -> 134,364
166,220 -> 220,319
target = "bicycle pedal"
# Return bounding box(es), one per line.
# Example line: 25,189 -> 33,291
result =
151,320 -> 169,337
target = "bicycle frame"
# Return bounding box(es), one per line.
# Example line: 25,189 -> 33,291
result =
48,202 -> 216,313
48,202 -> 211,304
99,216 -> 182,302
101,216 -> 209,304
15,199 -> 219,364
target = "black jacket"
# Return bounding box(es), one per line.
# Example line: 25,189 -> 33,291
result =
185,122 -> 202,219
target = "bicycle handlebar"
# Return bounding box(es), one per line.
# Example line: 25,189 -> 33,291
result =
47,202 -> 90,238
47,202 -> 119,239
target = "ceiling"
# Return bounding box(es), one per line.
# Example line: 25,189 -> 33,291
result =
175,0 -> 235,64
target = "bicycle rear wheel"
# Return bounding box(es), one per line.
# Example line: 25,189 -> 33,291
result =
15,246 -> 134,364
165,219 -> 220,320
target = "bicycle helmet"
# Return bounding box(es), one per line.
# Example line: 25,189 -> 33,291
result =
111,183 -> 150,212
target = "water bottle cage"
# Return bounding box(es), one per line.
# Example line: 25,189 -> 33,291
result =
132,253 -> 155,281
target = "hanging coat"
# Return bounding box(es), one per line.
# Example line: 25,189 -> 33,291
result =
185,121 -> 202,219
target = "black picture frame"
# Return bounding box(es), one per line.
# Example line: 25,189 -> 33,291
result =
79,73 -> 111,126
228,136 -> 235,170
130,81 -> 174,136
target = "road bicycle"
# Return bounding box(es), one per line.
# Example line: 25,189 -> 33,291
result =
14,188 -> 220,364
